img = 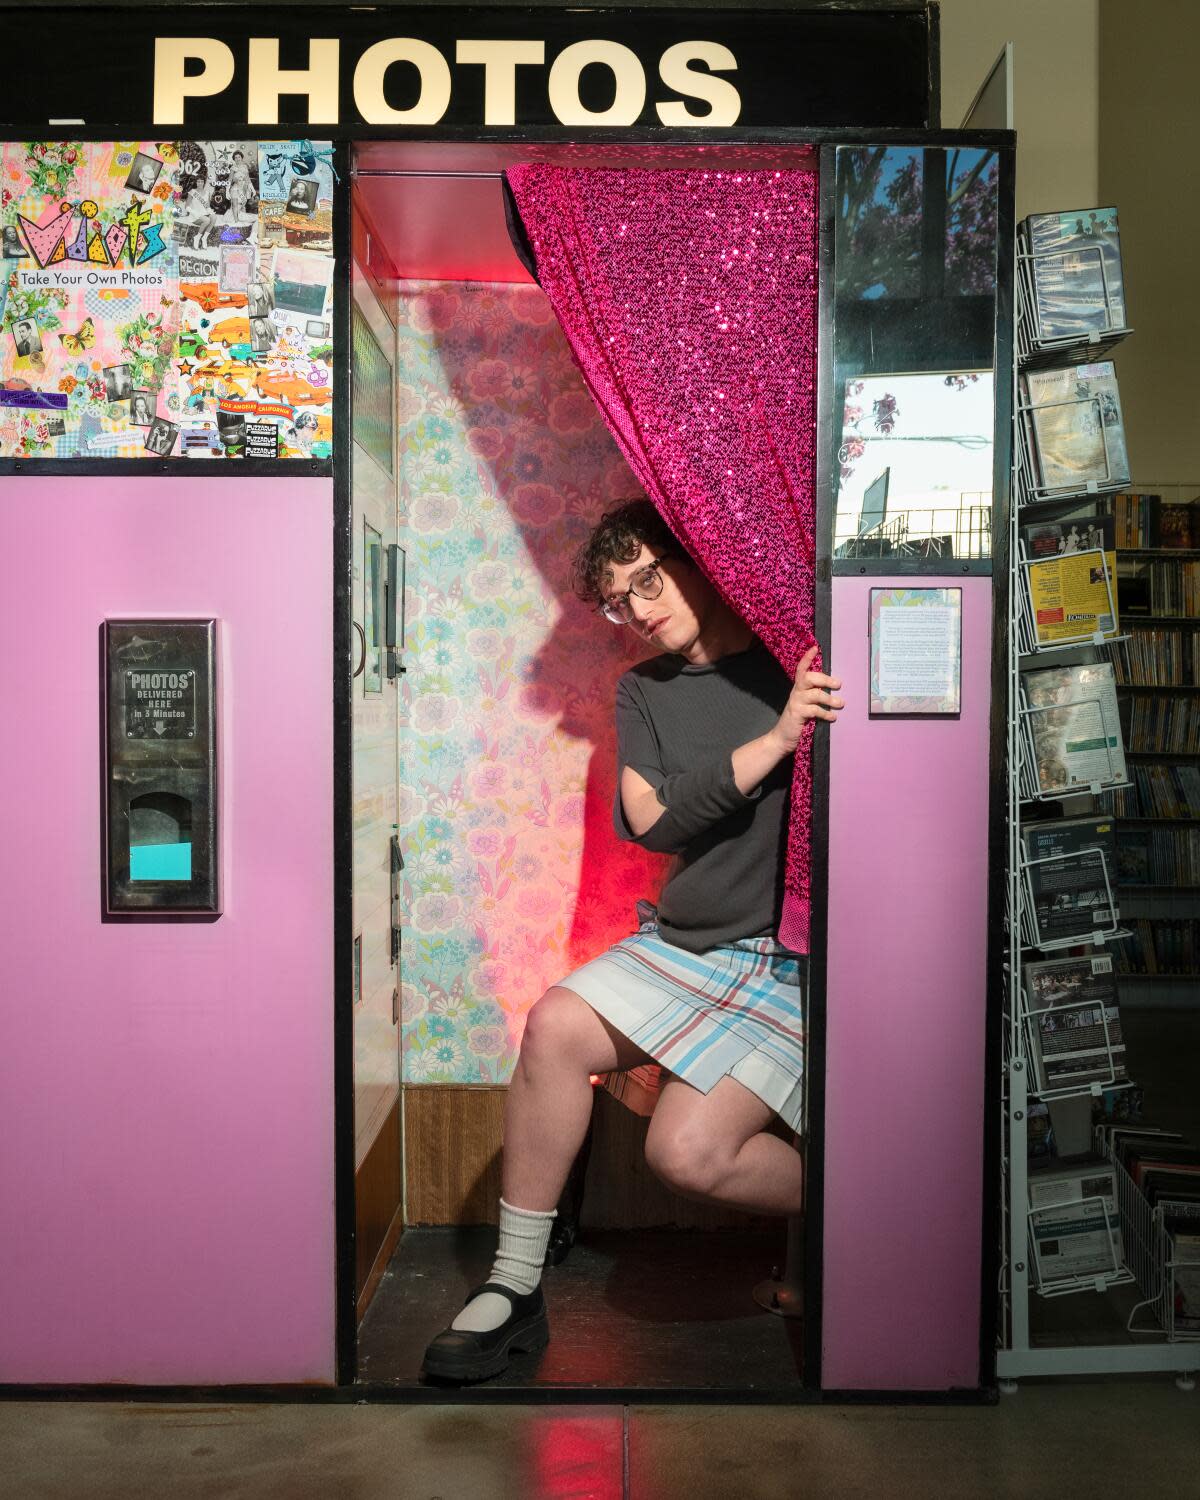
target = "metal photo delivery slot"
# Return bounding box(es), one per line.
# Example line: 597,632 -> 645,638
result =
103,619 -> 219,915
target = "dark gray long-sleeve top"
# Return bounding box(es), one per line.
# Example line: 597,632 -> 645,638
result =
613,640 -> 795,953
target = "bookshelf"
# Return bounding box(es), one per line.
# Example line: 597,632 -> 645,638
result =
1108,519 -> 1200,995
1000,206 -> 1199,1385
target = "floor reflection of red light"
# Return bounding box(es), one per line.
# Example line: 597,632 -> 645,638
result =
526,1415 -> 623,1500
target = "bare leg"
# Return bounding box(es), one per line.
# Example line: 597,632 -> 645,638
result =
502,985 -> 656,1211
435,987 -> 658,1344
645,1075 -> 804,1217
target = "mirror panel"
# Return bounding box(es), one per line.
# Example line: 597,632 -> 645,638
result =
832,145 -> 1001,565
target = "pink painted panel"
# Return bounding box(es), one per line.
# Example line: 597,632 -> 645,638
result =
821,576 -> 992,1390
0,476 -> 335,1385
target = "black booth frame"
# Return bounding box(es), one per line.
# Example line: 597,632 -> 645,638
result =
0,91 -> 1014,1404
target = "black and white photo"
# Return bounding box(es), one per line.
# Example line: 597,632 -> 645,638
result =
143,417 -> 178,456
129,390 -> 155,428
11,318 -> 41,358
124,151 -> 164,195
2,225 -> 25,259
247,279 -> 275,319
216,407 -> 246,449
285,176 -> 318,216
249,315 -> 273,354
103,363 -> 132,402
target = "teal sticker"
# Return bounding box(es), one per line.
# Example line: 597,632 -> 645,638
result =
130,841 -> 192,881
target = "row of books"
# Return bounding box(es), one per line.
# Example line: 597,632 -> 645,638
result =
1101,491 -> 1200,550
1097,1125 -> 1200,1242
1111,919 -> 1200,976
1019,518 -> 1199,651
1018,360 -> 1131,500
1030,1126 -> 1200,1328
1018,513 -> 1199,648
1017,813 -> 1200,952
1023,1090 -> 1143,1164
1117,562 -> 1200,621
1111,630 -> 1200,688
1118,694 -> 1200,756
1019,207 -> 1128,348
1116,824 -> 1200,887
1097,1124 -> 1200,1333
1103,763 -> 1200,821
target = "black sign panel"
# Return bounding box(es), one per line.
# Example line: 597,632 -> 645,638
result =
104,619 -> 219,915
7,5 -> 933,132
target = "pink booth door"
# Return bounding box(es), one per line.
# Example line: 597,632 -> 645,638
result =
820,574 -> 992,1390
0,475 -> 336,1386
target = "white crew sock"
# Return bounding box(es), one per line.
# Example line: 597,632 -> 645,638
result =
450,1197 -> 557,1333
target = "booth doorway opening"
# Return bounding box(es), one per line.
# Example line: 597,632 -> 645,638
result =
347,139 -> 817,1394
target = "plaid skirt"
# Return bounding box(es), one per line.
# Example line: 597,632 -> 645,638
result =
558,901 -> 807,1136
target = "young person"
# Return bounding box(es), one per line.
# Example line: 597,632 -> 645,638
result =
421,499 -> 842,1383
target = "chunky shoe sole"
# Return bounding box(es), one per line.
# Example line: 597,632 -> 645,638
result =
421,1307 -> 550,1383
421,1281 -> 551,1384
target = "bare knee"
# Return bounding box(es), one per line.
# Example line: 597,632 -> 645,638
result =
644,1123 -> 727,1199
518,986 -> 593,1072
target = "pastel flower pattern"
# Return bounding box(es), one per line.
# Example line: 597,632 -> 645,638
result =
396,279 -> 664,1084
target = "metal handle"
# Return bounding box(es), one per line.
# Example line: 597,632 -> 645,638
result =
352,620 -> 366,678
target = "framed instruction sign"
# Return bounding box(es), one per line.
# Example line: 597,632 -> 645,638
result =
869,587 -> 962,716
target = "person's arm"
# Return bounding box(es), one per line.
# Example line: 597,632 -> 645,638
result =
616,644 -> 843,855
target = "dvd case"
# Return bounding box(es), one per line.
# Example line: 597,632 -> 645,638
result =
1024,207 -> 1127,341
1021,362 -> 1130,495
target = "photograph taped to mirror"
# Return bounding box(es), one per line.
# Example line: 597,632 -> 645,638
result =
835,370 -> 994,559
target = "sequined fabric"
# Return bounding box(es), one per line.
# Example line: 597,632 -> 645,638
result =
506,164 -> 819,952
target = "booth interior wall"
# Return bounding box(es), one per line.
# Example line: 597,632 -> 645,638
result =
351,265 -> 403,1177
0,476 -> 336,1385
393,277 -> 665,1094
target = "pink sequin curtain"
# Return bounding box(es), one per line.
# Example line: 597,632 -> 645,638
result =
505,164 -> 820,952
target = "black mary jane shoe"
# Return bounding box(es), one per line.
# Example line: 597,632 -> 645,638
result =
420,1281 -> 550,1384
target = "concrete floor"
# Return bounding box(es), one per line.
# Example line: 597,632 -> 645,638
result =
2,1382 -> 1198,1499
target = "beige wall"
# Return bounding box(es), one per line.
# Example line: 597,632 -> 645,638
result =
940,0 -> 1198,491
937,0 -> 1099,216
1099,0 -> 1200,489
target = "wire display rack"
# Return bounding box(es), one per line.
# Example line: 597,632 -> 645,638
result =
996,216 -> 1198,1390
1016,842 -> 1126,952
1105,1135 -> 1200,1344
1015,243 -> 1132,370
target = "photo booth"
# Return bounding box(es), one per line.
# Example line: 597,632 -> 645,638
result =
0,3 -> 1014,1400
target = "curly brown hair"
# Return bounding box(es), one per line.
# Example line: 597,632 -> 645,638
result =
570,499 -> 684,605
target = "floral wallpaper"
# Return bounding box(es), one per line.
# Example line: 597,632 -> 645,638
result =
395,279 -> 663,1085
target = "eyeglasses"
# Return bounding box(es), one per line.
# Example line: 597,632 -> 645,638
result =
598,555 -> 669,625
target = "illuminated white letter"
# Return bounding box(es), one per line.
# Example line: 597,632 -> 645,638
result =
548,40 -> 645,126
353,38 -> 452,125
456,39 -> 545,126
656,41 -> 741,126
153,37 -> 236,126
247,37 -> 340,125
